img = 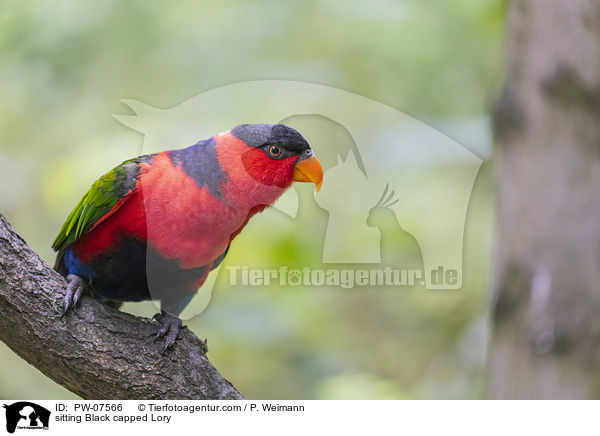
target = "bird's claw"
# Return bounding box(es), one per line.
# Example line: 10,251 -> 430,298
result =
61,274 -> 88,317
153,311 -> 183,354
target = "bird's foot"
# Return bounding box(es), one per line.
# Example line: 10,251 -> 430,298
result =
153,311 -> 184,354
61,274 -> 88,317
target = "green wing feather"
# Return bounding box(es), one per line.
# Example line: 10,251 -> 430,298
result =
52,156 -> 149,253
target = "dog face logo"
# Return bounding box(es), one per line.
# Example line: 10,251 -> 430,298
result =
2,402 -> 50,434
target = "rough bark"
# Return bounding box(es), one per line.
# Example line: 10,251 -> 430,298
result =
0,213 -> 243,400
489,0 -> 600,398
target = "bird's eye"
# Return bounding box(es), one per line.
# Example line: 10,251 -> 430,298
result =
268,146 -> 281,157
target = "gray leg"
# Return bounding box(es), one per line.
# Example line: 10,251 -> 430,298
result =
61,274 -> 88,317
153,311 -> 184,354
152,294 -> 194,353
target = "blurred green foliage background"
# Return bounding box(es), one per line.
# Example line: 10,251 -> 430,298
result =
0,0 -> 503,399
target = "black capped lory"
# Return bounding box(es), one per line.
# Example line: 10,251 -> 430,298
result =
53,124 -> 323,352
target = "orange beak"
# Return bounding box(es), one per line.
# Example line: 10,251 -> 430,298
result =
293,155 -> 323,192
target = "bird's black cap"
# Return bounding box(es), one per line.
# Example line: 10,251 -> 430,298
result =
231,124 -> 310,152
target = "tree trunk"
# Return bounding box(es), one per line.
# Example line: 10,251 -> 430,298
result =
488,0 -> 600,398
0,213 -> 243,399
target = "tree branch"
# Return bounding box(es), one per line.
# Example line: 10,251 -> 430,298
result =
0,213 -> 244,399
